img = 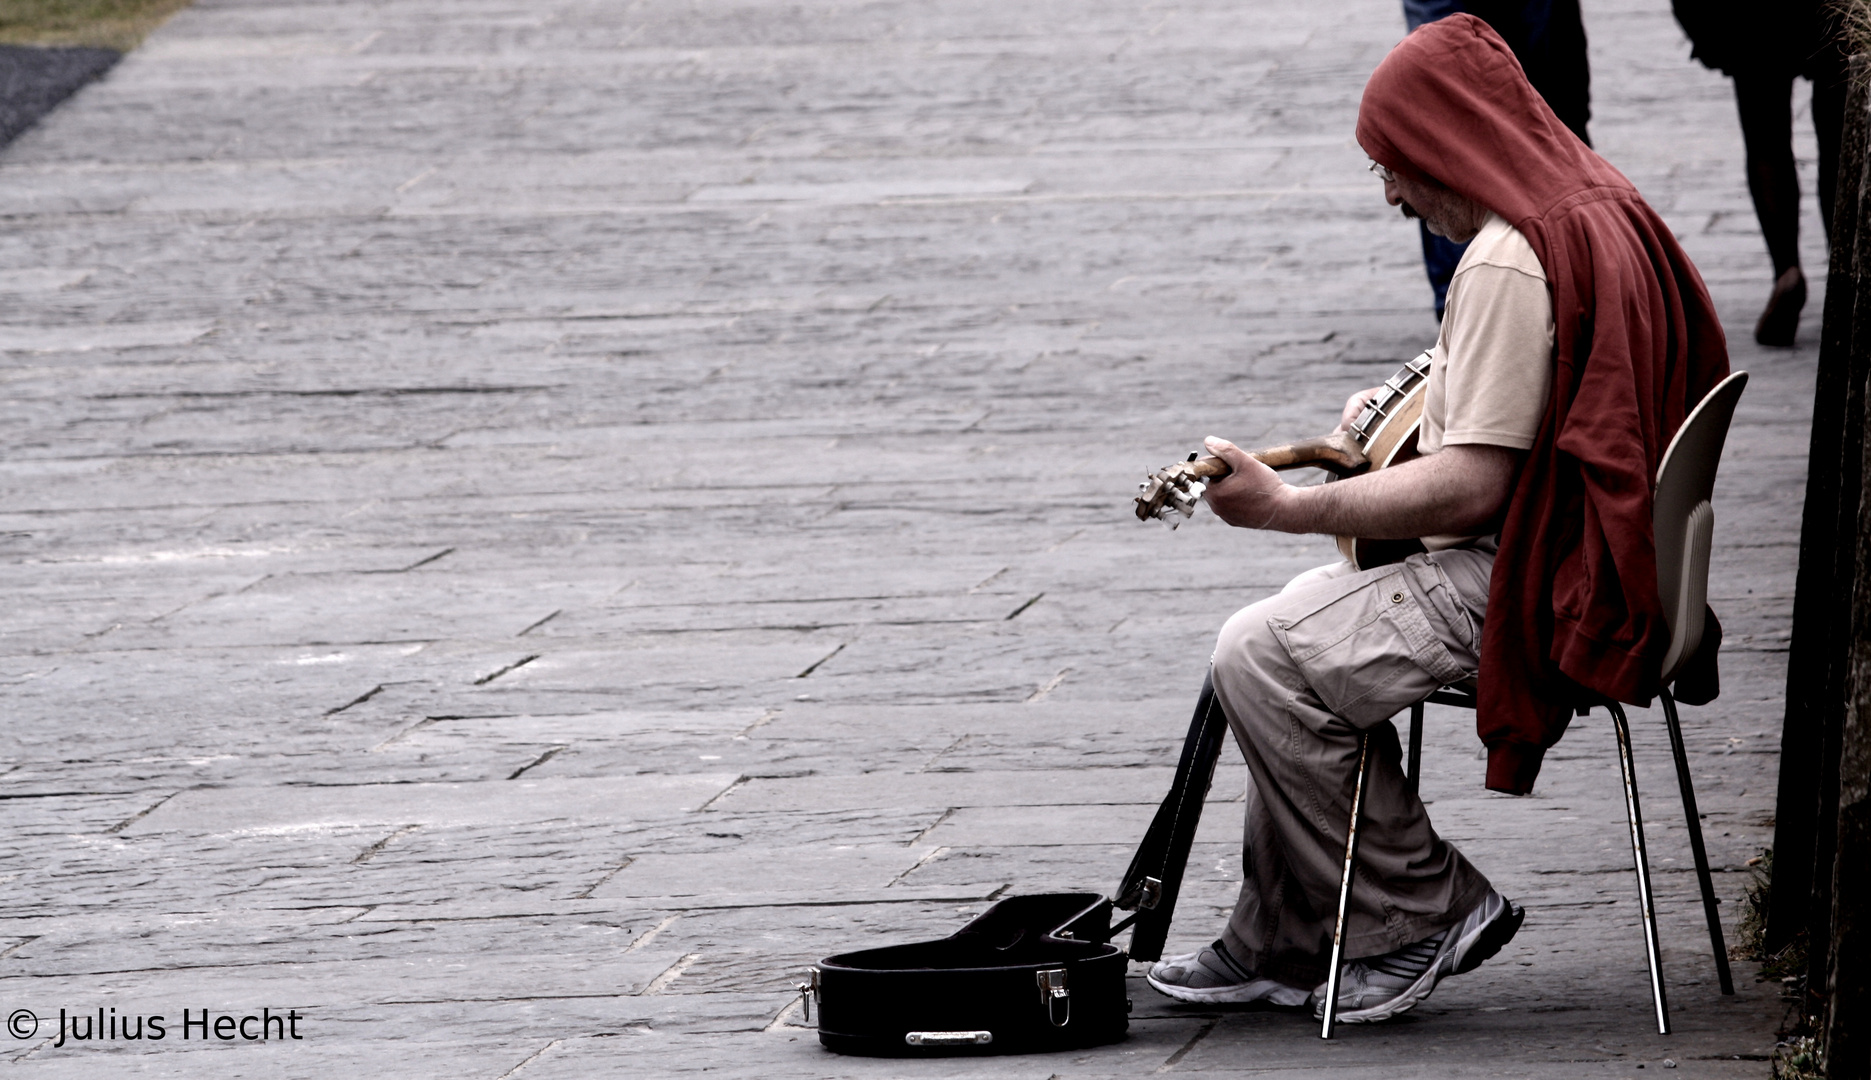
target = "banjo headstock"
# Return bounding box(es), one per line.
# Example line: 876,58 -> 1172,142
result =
1135,453 -> 1231,527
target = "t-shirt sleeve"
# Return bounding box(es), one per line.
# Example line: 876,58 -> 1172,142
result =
1437,260 -> 1555,451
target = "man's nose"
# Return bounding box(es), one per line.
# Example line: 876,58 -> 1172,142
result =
1382,178 -> 1403,206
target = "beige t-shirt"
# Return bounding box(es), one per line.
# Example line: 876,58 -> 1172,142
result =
1418,212 -> 1555,550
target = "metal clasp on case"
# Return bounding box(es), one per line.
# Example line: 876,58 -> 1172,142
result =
796,966 -> 820,1023
1036,967 -> 1071,1027
905,1030 -> 993,1046
1138,876 -> 1163,910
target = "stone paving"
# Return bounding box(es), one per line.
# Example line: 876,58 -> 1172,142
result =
0,0 -> 1835,1076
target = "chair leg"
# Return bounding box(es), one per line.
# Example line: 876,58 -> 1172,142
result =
1405,702 -> 1424,798
1611,703 -> 1671,1035
1659,687 -> 1735,996
1321,732 -> 1372,1040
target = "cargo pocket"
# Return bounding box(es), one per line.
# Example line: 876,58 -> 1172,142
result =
1268,563 -> 1472,730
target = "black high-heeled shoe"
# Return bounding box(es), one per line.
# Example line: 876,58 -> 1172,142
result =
1755,266 -> 1806,347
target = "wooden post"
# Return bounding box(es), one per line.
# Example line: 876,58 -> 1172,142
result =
1771,55 -> 1871,972
1772,45 -> 1871,1080
1826,54 -> 1871,1066
1831,610 -> 1871,1072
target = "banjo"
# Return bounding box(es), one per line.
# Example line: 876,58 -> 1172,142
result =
1133,351 -> 1432,570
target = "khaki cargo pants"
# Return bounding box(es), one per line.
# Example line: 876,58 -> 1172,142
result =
1211,546 -> 1496,991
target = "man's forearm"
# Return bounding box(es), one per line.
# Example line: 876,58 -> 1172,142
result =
1268,444 -> 1520,538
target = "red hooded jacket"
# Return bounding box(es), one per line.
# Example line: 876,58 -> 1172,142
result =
1356,15 -> 1730,794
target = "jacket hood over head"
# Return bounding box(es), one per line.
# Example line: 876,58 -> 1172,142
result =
1356,12 -> 1613,222
1356,14 -> 1730,794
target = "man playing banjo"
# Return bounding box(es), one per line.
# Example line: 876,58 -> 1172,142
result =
1142,15 -> 1730,1022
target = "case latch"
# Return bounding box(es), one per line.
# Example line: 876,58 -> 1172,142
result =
1036,967 -> 1071,1027
796,966 -> 820,1023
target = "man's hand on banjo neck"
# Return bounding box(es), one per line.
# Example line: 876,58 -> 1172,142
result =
1200,431 -> 1521,542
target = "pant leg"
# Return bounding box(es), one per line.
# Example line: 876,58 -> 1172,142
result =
1733,72 -> 1802,277
1402,0 -> 1462,32
1212,549 -> 1495,990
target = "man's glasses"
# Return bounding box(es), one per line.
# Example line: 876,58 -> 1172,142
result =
1368,161 -> 1396,183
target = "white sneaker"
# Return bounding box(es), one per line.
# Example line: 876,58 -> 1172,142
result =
1147,940 -> 1311,1006
1311,890 -> 1525,1023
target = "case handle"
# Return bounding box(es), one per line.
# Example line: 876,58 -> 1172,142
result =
905,1030 -> 994,1047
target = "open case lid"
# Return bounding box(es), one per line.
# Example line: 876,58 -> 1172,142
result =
1110,672 -> 1229,960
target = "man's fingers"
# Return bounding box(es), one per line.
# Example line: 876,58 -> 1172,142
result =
1203,435 -> 1250,468
1200,435 -> 1286,531
1339,394 -> 1365,431
1203,436 -> 1278,487
1338,386 -> 1381,431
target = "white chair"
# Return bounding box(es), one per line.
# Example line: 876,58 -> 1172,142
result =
1322,370 -> 1750,1038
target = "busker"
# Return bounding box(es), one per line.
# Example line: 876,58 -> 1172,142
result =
1144,14 -> 1730,1022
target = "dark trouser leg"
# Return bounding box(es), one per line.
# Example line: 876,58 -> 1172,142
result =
1734,73 -> 1801,277
1210,554 -> 1494,990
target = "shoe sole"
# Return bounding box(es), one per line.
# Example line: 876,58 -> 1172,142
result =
1145,972 -> 1310,1007
1451,898 -> 1524,977
1318,895 -> 1525,1024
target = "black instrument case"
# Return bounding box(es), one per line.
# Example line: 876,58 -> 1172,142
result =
814,892 -> 1129,1056
806,676 -> 1230,1056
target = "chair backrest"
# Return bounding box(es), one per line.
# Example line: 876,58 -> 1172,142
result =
1653,371 -> 1748,684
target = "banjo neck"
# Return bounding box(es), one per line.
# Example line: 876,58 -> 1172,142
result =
1133,351 -> 1435,573
1152,430 -> 1366,487
1249,431 -> 1367,475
